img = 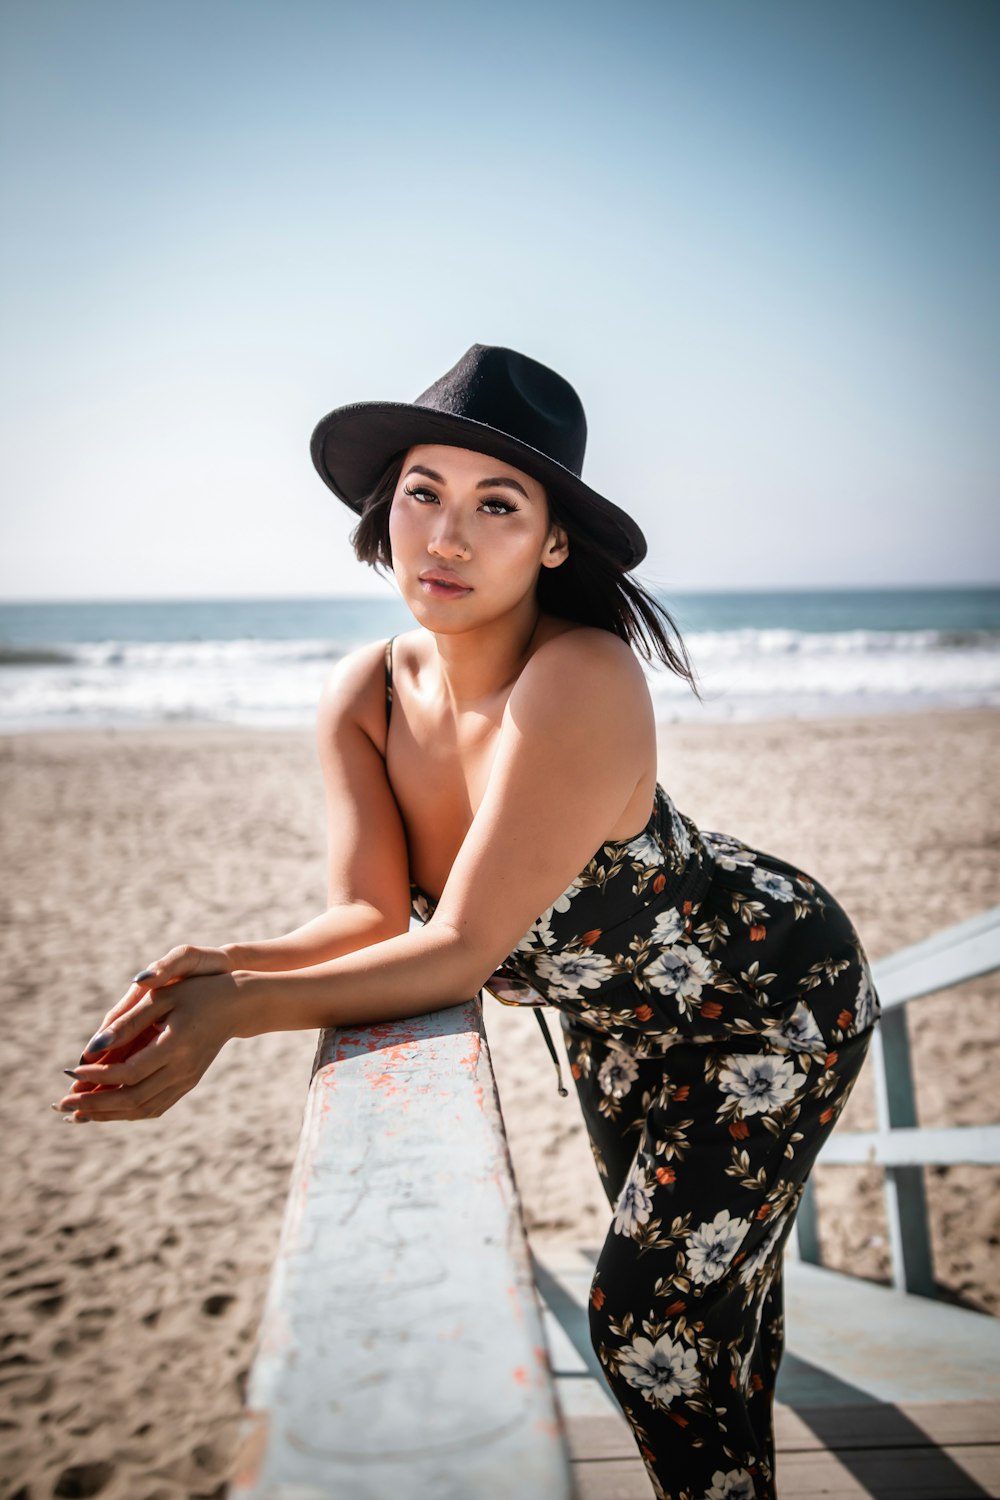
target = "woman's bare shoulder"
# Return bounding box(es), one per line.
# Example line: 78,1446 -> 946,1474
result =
518,626 -> 651,717
316,629 -> 428,745
316,637 -> 387,748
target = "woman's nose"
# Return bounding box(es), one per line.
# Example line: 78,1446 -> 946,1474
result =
428,518 -> 471,559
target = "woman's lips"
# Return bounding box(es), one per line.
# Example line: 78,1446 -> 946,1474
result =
419,574 -> 473,598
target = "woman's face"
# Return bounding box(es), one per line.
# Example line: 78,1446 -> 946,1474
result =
388,444 -> 568,633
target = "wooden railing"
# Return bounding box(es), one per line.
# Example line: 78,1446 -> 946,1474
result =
229,997 -> 574,1500
794,905 -> 1000,1297
230,905 -> 1000,1495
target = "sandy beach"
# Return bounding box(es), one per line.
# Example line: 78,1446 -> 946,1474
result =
1,709 -> 997,1499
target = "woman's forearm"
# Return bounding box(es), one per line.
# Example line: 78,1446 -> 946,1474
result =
230,919 -> 485,1037
221,902 -> 407,973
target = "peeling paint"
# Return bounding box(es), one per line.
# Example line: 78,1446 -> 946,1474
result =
238,999 -> 574,1497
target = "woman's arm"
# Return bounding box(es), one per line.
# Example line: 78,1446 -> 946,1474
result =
70,631 -> 654,1099
220,639 -> 414,969
72,641 -> 413,1059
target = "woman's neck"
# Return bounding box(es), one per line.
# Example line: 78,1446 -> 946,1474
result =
423,606 -> 550,713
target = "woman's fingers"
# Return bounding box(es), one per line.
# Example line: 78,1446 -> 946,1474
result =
98,978 -> 151,1029
68,1031 -> 169,1090
135,945 -> 231,989
77,947 -> 231,1064
82,990 -> 175,1060
63,970 -> 237,1125
77,980 -> 147,1058
57,1073 -> 184,1122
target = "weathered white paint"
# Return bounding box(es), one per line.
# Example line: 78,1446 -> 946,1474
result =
872,904 -> 1000,1010
814,1123 -> 1000,1166
231,999 -> 574,1500
796,905 -> 1000,1297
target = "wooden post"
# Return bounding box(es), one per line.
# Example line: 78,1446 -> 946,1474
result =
871,1013 -> 936,1297
793,907 -> 1000,1296
792,1176 -> 821,1266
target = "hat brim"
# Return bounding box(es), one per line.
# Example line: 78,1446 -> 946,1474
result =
310,401 -> 647,570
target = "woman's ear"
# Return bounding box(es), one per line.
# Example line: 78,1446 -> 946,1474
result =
541,523 -> 569,570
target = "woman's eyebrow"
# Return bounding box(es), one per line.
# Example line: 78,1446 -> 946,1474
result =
403,464 -> 530,499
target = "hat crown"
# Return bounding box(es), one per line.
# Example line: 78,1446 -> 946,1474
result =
414,344 -> 587,478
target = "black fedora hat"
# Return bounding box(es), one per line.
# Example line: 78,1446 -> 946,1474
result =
310,343 -> 647,570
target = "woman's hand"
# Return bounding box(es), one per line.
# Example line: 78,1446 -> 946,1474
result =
76,945 -> 234,1064
55,971 -> 243,1123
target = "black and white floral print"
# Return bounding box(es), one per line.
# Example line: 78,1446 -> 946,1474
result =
410,781 -> 880,1499
454,784 -> 882,1058
562,1018 -> 873,1500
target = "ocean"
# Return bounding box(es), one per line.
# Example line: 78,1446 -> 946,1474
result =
1,586 -> 998,731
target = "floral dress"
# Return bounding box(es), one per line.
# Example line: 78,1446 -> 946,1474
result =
392,643 -> 880,1500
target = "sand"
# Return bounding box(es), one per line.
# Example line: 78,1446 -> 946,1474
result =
1,709 -> 997,1499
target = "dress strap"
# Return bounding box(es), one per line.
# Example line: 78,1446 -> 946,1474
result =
384,636 -> 395,733
533,1010 -> 569,1097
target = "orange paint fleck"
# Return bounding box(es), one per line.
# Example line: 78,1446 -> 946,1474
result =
535,1419 -> 561,1437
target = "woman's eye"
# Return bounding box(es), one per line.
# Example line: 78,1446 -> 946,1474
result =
403,484 -> 516,516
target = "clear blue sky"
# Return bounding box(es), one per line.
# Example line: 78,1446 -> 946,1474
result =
1,0 -> 997,599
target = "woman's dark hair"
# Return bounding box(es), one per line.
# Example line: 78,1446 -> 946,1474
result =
351,452 -> 700,697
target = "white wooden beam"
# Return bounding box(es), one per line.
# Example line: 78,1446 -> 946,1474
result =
818,1124 -> 1000,1166
231,1001 -> 574,1500
871,905 -> 1000,1010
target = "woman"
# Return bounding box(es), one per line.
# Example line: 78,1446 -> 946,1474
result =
57,344 -> 880,1500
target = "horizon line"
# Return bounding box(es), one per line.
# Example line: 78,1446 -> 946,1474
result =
1,580 -> 999,607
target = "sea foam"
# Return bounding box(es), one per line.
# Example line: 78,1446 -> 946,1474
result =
1,626 -> 997,730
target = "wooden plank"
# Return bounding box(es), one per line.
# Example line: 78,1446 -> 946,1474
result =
232,1003 -> 574,1500
568,1404 -> 1000,1461
871,905 -> 1000,1009
572,1459 -> 656,1500
534,1245 -> 1000,1410
815,1123 -> 1000,1165
569,1422 -> 1000,1500
778,1444 -> 1000,1499
783,1261 -> 1000,1405
775,1401 -> 1000,1452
